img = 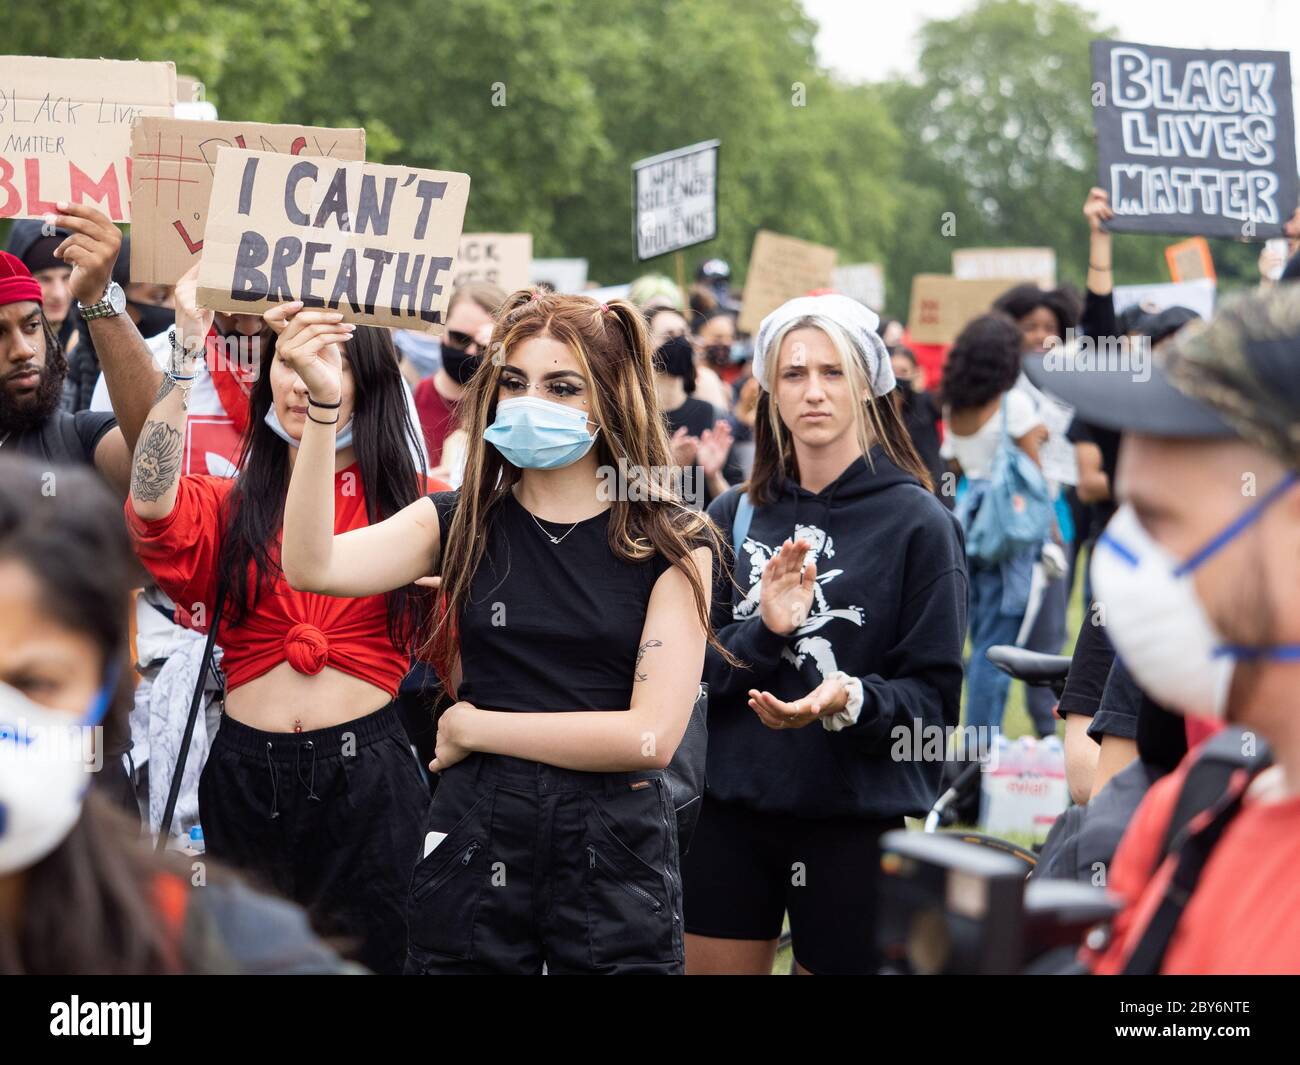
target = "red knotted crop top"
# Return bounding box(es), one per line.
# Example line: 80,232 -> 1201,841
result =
126,468 -> 408,695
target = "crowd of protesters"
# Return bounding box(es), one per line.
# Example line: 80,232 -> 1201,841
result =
2,180 -> 1300,977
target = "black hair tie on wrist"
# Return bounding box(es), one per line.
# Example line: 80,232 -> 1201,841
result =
306,410 -> 340,426
307,394 -> 342,409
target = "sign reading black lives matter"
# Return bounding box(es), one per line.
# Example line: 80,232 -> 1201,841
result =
197,148 -> 470,332
1091,41 -> 1298,239
632,139 -> 719,260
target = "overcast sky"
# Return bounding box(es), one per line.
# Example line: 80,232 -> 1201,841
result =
805,0 -> 1299,82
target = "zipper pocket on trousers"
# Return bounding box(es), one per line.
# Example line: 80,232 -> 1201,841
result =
420,839 -> 481,897
587,844 -> 663,913
654,778 -> 682,924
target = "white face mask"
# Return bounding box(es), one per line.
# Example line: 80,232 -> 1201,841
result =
1092,473 -> 1300,722
1091,506 -> 1235,719
0,678 -> 112,875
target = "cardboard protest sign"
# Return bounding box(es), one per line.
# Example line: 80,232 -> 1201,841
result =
1164,236 -> 1215,282
907,275 -> 1036,346
175,76 -> 203,105
452,233 -> 532,291
530,258 -> 588,293
1021,379 -> 1078,486
0,56 -> 176,221
953,247 -> 1056,287
130,118 -> 366,285
737,230 -> 837,335
197,149 -> 470,333
833,263 -> 885,311
633,139 -> 719,261
1091,41 -> 1299,239
1113,278 -> 1216,321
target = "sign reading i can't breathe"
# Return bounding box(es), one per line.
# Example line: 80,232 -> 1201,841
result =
1090,40 -> 1299,239
632,139 -> 719,260
197,148 -> 470,333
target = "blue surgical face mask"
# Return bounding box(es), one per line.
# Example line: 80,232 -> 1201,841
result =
264,405 -> 354,451
394,331 -> 441,379
484,396 -> 599,470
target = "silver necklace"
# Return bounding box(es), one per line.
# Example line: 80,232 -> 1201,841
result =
526,509 -> 580,545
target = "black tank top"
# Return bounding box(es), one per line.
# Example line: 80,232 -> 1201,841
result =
429,490 -> 686,712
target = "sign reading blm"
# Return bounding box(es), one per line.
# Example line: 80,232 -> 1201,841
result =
633,139 -> 719,261
1091,40 -> 1298,239
197,149 -> 470,334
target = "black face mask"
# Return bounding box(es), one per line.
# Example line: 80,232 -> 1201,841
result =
703,344 -> 731,369
440,343 -> 482,385
128,300 -> 175,339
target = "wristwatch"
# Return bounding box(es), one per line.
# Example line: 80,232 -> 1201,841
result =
79,281 -> 127,320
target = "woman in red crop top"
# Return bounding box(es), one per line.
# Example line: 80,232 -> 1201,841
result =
277,291 -> 736,974
125,289 -> 433,975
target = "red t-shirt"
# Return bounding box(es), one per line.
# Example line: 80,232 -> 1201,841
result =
1090,756 -> 1300,975
413,376 -> 460,467
125,468 -> 410,696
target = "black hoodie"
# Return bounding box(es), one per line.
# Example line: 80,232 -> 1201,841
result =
704,448 -> 968,820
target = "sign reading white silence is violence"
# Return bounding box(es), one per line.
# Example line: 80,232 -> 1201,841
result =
1091,40 -> 1299,239
197,148 -> 470,333
632,139 -> 719,261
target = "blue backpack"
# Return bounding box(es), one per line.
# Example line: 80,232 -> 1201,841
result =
961,395 -> 1052,563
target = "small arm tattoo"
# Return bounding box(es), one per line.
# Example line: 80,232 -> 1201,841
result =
634,639 -> 663,682
130,420 -> 183,503
153,374 -> 177,403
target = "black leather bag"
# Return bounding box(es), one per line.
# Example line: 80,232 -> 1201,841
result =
664,683 -> 708,858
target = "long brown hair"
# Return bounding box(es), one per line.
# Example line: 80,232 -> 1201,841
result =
748,313 -> 932,506
426,290 -> 733,674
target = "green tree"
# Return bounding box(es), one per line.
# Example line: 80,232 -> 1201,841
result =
7,0 -> 363,124
879,0 -> 1267,317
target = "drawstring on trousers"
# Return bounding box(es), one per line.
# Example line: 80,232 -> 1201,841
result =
297,740 -> 321,802
264,739 -> 322,819
265,742 -> 281,820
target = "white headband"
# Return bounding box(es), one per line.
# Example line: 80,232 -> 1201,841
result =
753,294 -> 895,397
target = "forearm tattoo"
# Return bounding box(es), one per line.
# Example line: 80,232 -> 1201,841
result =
154,374 -> 177,403
634,639 -> 663,682
131,420 -> 183,502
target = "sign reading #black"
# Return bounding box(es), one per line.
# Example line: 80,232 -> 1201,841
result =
1091,40 -> 1298,239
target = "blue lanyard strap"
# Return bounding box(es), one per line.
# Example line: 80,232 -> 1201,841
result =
1173,472 -> 1299,578
1214,645 -> 1300,661
81,660 -> 122,727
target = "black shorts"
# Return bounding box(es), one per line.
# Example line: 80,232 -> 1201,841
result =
405,752 -> 683,975
682,794 -> 901,975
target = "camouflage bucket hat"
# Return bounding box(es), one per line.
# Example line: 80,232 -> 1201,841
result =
1165,284 -> 1300,471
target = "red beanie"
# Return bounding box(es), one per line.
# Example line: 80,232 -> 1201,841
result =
0,251 -> 44,308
